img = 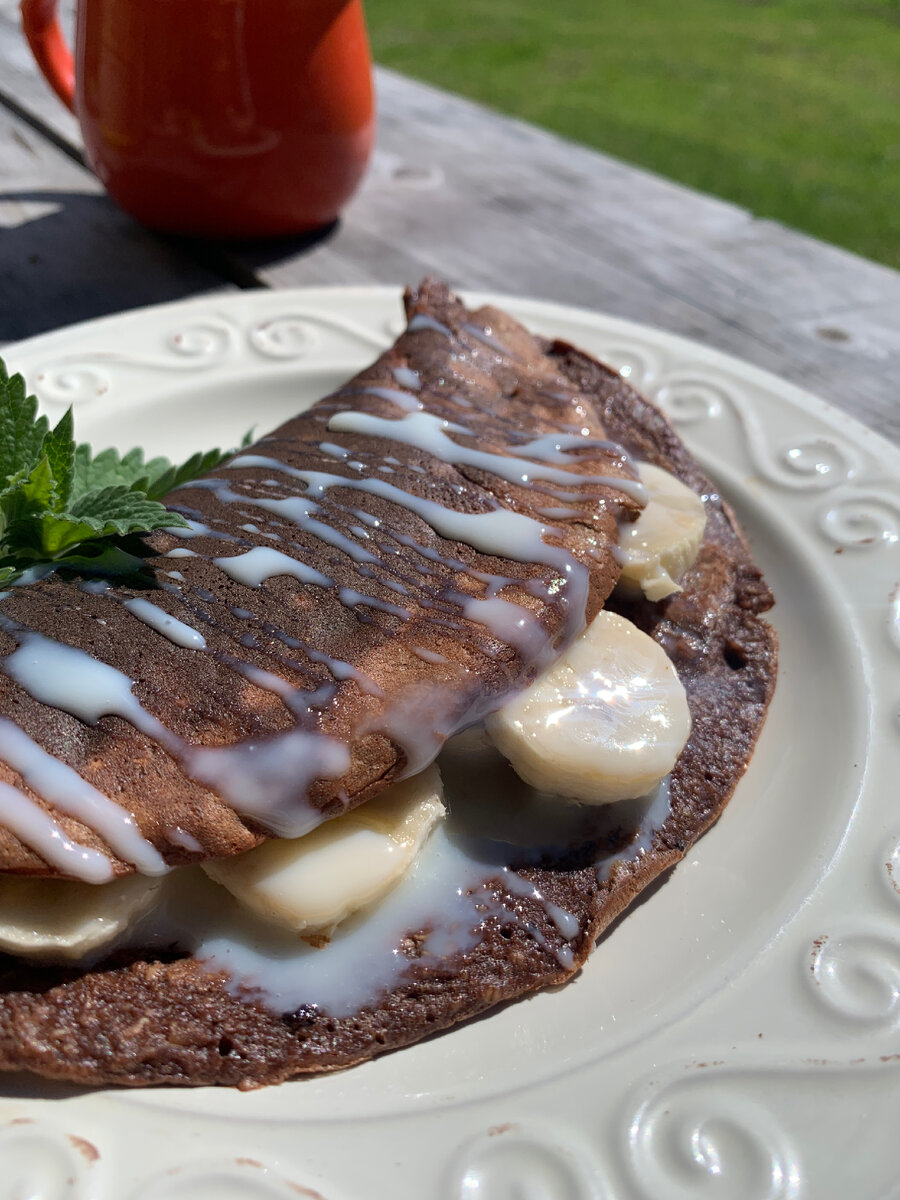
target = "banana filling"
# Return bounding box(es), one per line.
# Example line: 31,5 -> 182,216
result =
203,766 -> 445,940
0,461 -> 703,969
486,611 -> 691,805
616,462 -> 707,601
0,872 -> 163,962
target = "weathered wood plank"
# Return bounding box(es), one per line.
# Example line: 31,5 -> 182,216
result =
0,104 -> 232,342
1,5 -> 897,444
257,70 -> 900,444
0,0 -> 80,147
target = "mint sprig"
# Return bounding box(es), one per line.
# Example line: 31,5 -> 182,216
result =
0,357 -> 236,585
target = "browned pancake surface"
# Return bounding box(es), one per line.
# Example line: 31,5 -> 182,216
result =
0,283 -> 776,1087
0,281 -> 639,876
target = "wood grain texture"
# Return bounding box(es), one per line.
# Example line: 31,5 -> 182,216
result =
0,0 -> 80,146
0,4 -> 897,444
273,70 -> 900,445
0,104 -> 232,341
0,1 -> 234,340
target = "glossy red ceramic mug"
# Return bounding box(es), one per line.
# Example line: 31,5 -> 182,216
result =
20,0 -> 375,237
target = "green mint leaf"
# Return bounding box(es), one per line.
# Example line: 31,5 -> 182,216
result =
31,513 -> 111,557
0,354 -> 244,585
0,456 -> 56,536
52,543 -> 151,579
0,540 -> 154,586
71,441 -> 234,501
0,465 -> 32,505
41,407 -> 76,511
0,362 -> 50,486
68,485 -> 189,534
5,490 -> 188,559
71,444 -> 171,497
142,446 -> 233,501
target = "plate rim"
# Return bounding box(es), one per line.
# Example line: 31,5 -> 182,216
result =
0,285 -> 898,1200
4,284 -> 898,463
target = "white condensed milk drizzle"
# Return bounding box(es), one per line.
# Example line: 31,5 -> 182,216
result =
0,718 -> 166,876
123,598 -> 207,650
0,780 -> 114,883
324,410 -> 648,503
213,546 -> 332,590
126,731 -> 673,1016
0,622 -> 178,740
0,613 -> 351,855
0,303 -> 647,912
0,298 -> 700,1050
213,458 -> 593,644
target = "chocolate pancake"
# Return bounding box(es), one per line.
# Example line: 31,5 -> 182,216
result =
0,281 -> 776,1087
0,281 -> 641,877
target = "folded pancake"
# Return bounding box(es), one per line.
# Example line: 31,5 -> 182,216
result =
0,280 -> 642,877
0,280 -> 776,1087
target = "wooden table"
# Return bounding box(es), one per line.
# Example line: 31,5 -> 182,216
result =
1,0 -> 898,447
2,11 -> 900,1192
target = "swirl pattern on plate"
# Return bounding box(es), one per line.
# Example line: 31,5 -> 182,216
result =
129,1160 -> 326,1200
653,377 -> 726,424
248,317 -> 318,359
32,363 -> 111,405
0,1120 -> 99,1200
247,311 -> 391,356
653,373 -> 858,489
2,287 -> 899,1200
807,930 -> 900,1033
166,322 -> 235,364
625,1077 -> 802,1200
818,492 -> 900,549
30,311 -> 395,412
448,1125 -> 606,1200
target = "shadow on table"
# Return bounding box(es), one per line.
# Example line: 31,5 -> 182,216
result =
175,219 -> 340,286
0,188 -> 339,343
0,189 -> 222,341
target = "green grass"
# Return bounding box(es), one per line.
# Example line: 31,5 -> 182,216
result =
367,0 -> 900,268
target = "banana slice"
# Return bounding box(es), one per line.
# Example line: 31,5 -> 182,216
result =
617,463 -> 706,601
0,872 -> 162,963
202,766 -> 445,938
485,611 -> 690,804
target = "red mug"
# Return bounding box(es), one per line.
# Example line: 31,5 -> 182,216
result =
20,0 -> 375,238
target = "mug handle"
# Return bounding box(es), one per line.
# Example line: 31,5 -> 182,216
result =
20,0 -> 76,112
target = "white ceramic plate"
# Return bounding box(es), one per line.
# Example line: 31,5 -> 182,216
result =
1,289 -> 899,1200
